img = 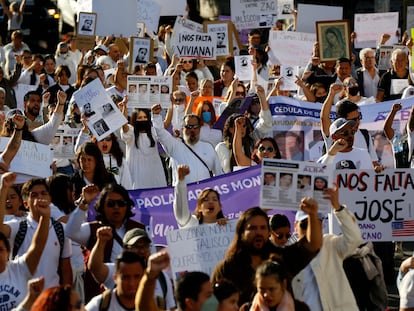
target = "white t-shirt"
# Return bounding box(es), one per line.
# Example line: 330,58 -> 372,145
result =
400,269 -> 414,308
86,290 -> 129,311
7,215 -> 72,289
318,147 -> 374,170
0,255 -> 31,311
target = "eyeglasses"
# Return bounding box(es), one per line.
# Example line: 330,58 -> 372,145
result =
181,60 -> 193,64
235,91 -> 245,97
348,114 -> 362,122
184,124 -> 201,130
258,146 -> 275,153
174,98 -> 185,102
106,199 -> 128,208
337,129 -> 356,137
275,232 -> 292,240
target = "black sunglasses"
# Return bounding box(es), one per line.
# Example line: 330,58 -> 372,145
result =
275,232 -> 292,240
338,129 -> 356,137
184,124 -> 201,130
106,199 -> 128,208
258,146 -> 275,153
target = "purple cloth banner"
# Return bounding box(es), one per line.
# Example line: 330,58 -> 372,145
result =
124,165 -> 295,246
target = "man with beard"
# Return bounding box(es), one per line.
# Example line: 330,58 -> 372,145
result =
151,103 -> 222,184
211,204 -> 322,305
22,90 -> 43,130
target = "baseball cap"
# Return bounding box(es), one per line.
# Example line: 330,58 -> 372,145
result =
123,228 -> 151,247
94,44 -> 109,54
295,210 -> 324,222
329,118 -> 356,137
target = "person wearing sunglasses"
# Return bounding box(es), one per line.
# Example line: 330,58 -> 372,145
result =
269,213 -> 292,248
317,118 -> 374,170
66,183 -> 145,302
321,91 -> 381,170
233,119 -> 281,168
151,104 -> 222,184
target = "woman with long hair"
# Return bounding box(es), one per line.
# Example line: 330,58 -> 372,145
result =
71,142 -> 115,199
173,164 -> 226,228
215,85 -> 272,173
74,119 -> 133,189
120,99 -> 166,189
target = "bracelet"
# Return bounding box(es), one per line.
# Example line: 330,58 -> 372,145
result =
15,127 -> 23,131
336,205 -> 345,212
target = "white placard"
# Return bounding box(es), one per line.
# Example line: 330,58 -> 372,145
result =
278,0 -> 294,20
354,12 -> 399,49
127,76 -> 172,109
234,55 -> 254,81
279,65 -> 298,91
88,0 -> 137,37
73,79 -> 127,141
137,0 -> 161,33
205,22 -> 232,57
268,30 -> 315,66
50,125 -> 81,160
0,138 -> 53,182
260,159 -> 333,212
152,0 -> 186,16
231,0 -> 278,30
335,169 -> 414,242
173,31 -> 216,60
390,79 -> 409,95
296,4 -> 342,33
166,221 -> 237,280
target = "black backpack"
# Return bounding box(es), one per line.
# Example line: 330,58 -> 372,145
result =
12,218 -> 64,259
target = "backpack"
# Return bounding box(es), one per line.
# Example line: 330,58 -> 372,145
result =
99,289 -> 112,311
12,218 -> 64,259
321,128 -> 371,156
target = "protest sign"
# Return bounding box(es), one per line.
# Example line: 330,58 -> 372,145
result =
336,168 -> 414,242
234,55 -> 254,81
167,221 -> 236,279
0,138 -> 53,183
73,78 -> 127,140
231,0 -> 277,30
204,20 -> 234,58
354,12 -> 399,49
279,65 -> 298,90
173,31 -> 217,59
127,76 -> 172,109
87,0 -> 137,37
51,125 -> 81,160
278,0 -> 294,20
296,4 -> 342,33
268,30 -> 315,66
261,159 -> 333,212
76,12 -> 96,50
129,37 -> 153,72
137,0 -> 161,33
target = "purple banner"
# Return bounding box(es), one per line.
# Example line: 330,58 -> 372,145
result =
126,165 -> 295,246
